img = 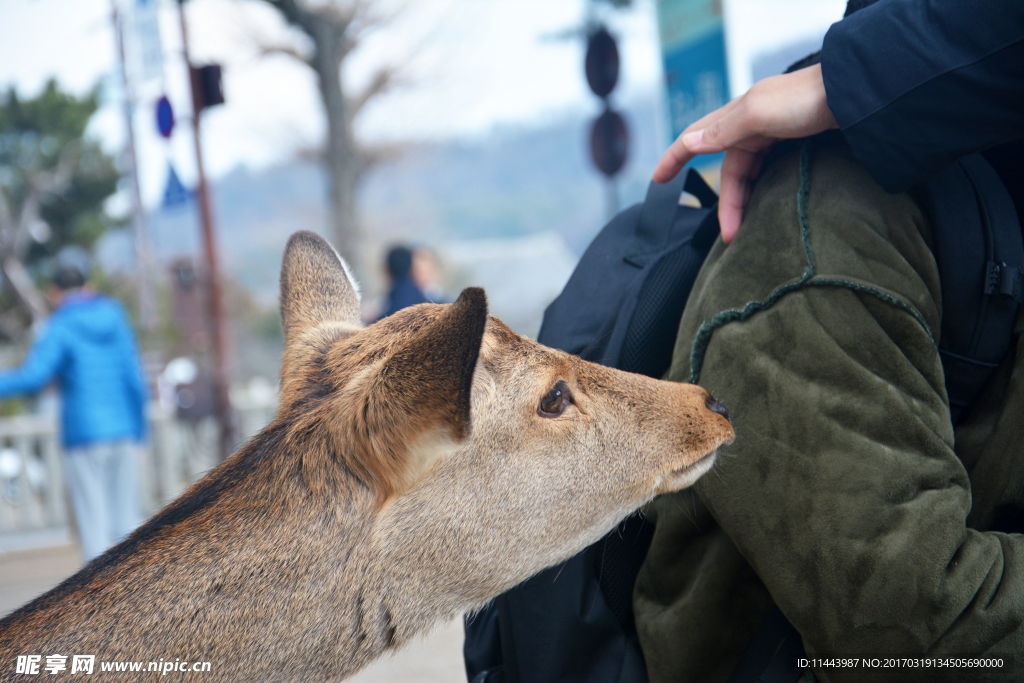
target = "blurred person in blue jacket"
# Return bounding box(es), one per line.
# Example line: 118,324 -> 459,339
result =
380,245 -> 428,319
412,247 -> 449,304
0,265 -> 147,561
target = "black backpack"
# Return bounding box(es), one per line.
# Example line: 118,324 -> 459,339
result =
463,167 -> 718,683
464,148 -> 1023,683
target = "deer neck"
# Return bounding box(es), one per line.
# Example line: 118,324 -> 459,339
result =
0,435 -> 417,681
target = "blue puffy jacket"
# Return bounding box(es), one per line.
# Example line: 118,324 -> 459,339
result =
0,292 -> 148,448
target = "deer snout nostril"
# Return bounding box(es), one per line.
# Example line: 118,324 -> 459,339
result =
705,396 -> 731,423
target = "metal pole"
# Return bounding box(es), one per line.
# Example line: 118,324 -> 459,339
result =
112,2 -> 156,332
604,177 -> 618,220
177,0 -> 235,461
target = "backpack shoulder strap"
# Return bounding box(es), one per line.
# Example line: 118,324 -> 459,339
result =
627,169 -> 716,267
607,173 -> 718,376
925,153 -> 1023,423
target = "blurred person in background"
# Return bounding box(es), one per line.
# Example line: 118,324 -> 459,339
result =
0,264 -> 147,562
412,246 -> 449,304
379,245 -> 428,319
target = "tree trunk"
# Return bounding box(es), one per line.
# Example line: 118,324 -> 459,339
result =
310,24 -> 364,280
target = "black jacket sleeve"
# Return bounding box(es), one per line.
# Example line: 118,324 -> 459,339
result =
821,0 -> 1024,193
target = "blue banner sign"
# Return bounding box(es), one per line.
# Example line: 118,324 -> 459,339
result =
656,0 -> 730,155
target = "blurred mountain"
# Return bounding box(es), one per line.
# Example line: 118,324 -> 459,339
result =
751,37 -> 823,83
98,94 -> 666,337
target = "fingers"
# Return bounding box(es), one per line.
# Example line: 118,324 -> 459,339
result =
654,65 -> 837,185
654,63 -> 838,242
693,104 -> 757,155
717,147 -> 767,243
653,141 -> 695,184
653,98 -> 743,183
653,93 -> 762,183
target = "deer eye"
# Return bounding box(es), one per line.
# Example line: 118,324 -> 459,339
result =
538,381 -> 571,417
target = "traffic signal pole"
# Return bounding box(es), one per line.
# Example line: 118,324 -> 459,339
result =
111,1 -> 156,333
177,0 -> 236,461
585,25 -> 628,220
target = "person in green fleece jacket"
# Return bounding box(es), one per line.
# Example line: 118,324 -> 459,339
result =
638,1 -> 1024,681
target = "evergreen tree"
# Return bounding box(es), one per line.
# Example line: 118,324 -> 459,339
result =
0,79 -> 121,329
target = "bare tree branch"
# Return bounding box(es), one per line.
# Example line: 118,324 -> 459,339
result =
256,41 -> 314,66
356,140 -> 404,179
347,66 -> 396,119
264,0 -> 320,35
317,0 -> 361,32
13,191 -> 39,257
267,0 -> 360,54
0,310 -> 28,341
0,191 -> 12,237
332,0 -> 394,60
7,143 -> 78,260
2,257 -> 48,322
36,142 -> 79,197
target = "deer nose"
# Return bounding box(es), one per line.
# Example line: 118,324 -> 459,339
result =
705,396 -> 731,423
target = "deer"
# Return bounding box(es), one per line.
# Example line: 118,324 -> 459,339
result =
0,231 -> 734,681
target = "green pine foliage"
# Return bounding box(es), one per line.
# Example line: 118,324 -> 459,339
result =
0,79 -> 121,265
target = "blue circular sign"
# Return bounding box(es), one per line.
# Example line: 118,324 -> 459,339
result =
156,95 -> 175,138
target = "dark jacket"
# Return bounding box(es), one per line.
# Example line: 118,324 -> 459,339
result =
381,276 -> 428,319
638,2 -> 1024,677
821,0 -> 1024,198
0,292 -> 148,448
637,134 -> 1024,683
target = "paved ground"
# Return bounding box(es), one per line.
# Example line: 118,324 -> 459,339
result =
348,620 -> 467,683
0,543 -> 82,616
0,543 -> 468,683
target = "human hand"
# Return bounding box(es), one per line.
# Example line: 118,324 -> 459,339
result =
653,64 -> 839,243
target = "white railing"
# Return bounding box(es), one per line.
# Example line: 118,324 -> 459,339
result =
0,399 -> 278,540
0,415 -> 63,535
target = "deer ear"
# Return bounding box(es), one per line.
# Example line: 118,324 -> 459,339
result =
383,287 -> 488,442
280,231 -> 361,343
338,287 -> 489,500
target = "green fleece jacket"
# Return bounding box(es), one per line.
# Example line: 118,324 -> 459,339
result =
634,135 -> 1024,683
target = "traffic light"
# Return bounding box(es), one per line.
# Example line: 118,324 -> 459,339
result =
586,26 -> 629,180
189,64 -> 225,111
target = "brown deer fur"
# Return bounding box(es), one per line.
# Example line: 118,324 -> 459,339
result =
0,231 -> 734,681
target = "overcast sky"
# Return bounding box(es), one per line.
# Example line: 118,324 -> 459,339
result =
0,0 -> 846,210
